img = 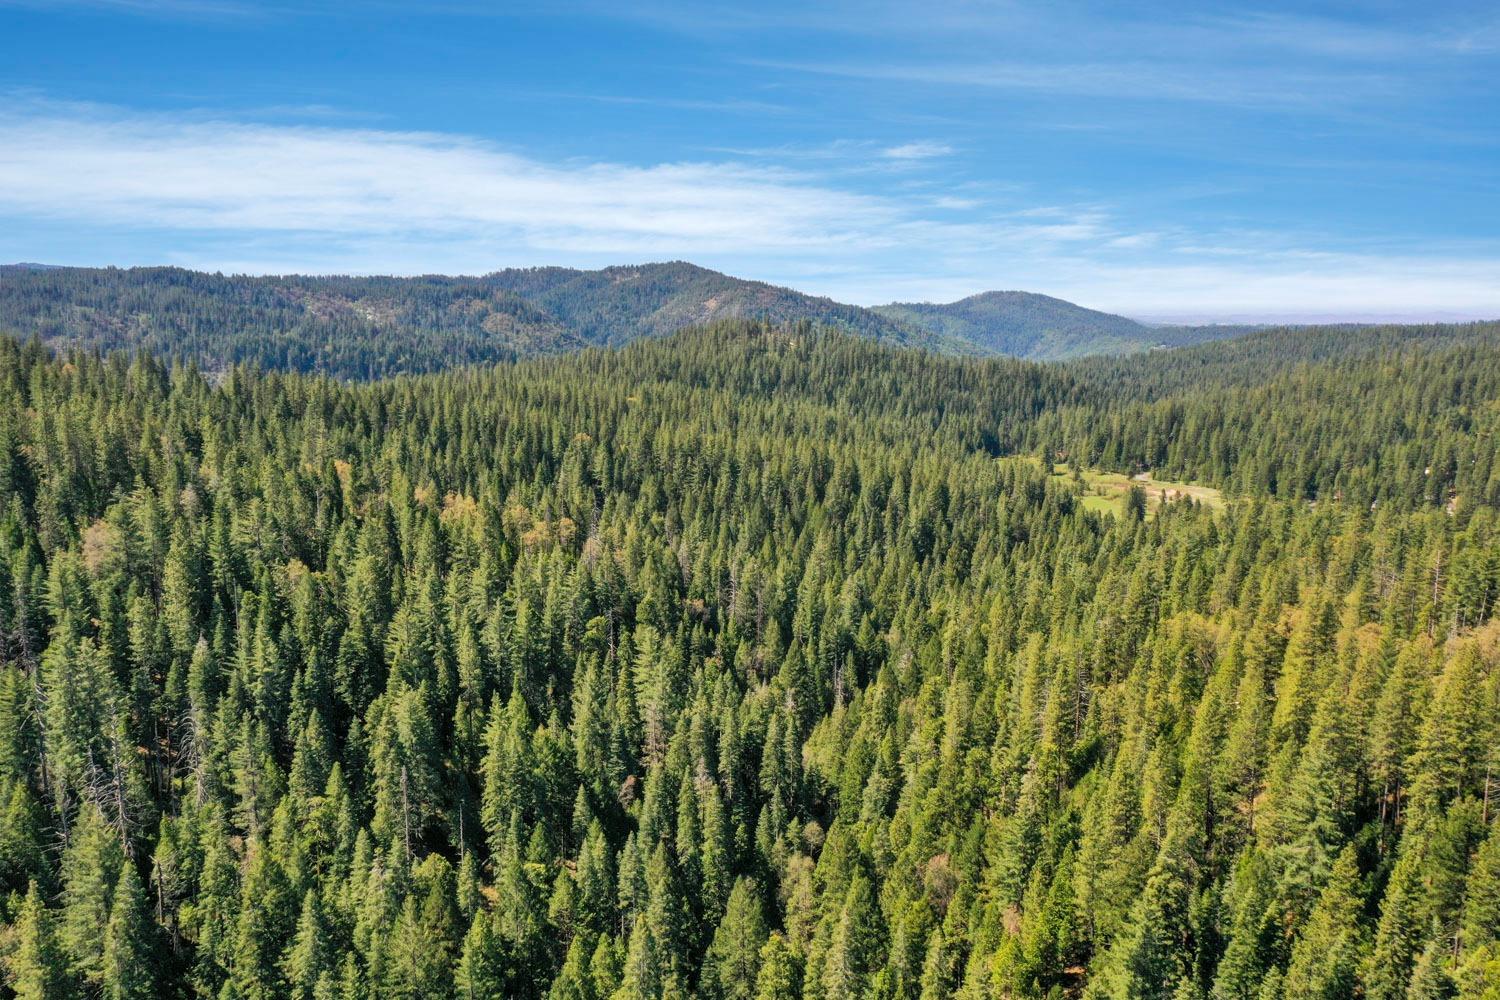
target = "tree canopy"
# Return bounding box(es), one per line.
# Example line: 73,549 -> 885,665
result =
0,319 -> 1496,998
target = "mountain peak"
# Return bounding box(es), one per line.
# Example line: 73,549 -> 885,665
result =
872,289 -> 1153,360
0,261 -> 1240,373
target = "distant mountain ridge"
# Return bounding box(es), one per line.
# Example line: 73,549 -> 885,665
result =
874,289 -> 1163,360
0,265 -> 586,379
480,262 -> 953,350
0,260 -> 1238,378
872,290 -> 1262,359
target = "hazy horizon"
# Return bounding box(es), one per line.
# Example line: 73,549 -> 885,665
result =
8,258 -> 1498,328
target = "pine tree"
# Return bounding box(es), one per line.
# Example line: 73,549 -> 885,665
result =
1281,845 -> 1367,1000
700,786 -> 734,929
644,842 -> 687,983
370,681 -> 443,860
1272,687 -> 1360,923
59,803 -> 123,987
1465,828 -> 1500,954
101,863 -> 156,1000
754,933 -> 801,1000
575,821 -> 616,936
1408,937 -> 1457,1000
7,881 -> 70,1000
1407,645 -> 1491,816
615,914 -> 662,1000
591,933 -> 624,1000
386,872 -> 460,999
701,877 -> 769,1000
455,910 -> 506,1000
549,932 -> 601,1000
228,843 -> 295,1000
495,825 -> 551,994
821,874 -> 884,1000
284,889 -> 335,1000
1367,843 -> 1430,1000
1090,864 -> 1188,1000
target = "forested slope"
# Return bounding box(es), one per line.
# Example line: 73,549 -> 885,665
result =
0,265 -> 585,378
0,263 -> 1265,374
1063,320 -> 1500,397
0,264 -> 940,378
871,292 -> 1259,359
0,322 -> 1497,1000
483,263 -> 943,351
1043,322 -> 1500,508
874,290 -> 1158,359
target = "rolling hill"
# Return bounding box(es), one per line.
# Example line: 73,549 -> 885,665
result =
0,265 -> 583,378
480,261 -> 951,350
0,263 -> 949,377
872,289 -> 1245,359
0,261 -> 1251,377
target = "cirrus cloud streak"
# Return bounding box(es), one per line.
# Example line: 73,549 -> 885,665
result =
2,99 -> 1498,319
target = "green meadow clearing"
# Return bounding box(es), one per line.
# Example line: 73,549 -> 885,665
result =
1000,458 -> 1228,516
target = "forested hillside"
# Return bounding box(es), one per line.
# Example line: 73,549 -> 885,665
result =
874,291 -> 1160,359
0,264 -> 943,378
0,263 -> 1252,375
1042,321 -> 1500,507
872,292 -> 1255,359
0,321 -> 1497,1000
482,263 -> 943,351
0,266 -> 584,380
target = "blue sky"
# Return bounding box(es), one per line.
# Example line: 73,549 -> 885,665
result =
1,1 -> 1498,319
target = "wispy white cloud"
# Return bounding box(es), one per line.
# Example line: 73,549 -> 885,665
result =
930,196 -> 979,210
572,93 -> 794,117
707,138 -> 954,167
756,58 -> 1401,111
0,100 -> 915,256
1181,9 -> 1500,59
612,1 -> 1500,66
881,141 -> 953,160
1,98 -> 1497,319
1063,255 -> 1500,321
1453,17 -> 1500,53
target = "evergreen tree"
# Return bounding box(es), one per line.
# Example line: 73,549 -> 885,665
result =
7,882 -> 69,1000
1465,828 -> 1500,955
284,889 -> 336,1000
701,877 -> 769,1000
1367,844 -> 1430,1000
0,319 -> 1496,999
1281,845 -> 1367,1000
101,863 -> 155,1000
59,804 -> 123,988
821,875 -> 884,1000
456,911 -> 507,1000
754,933 -> 801,1000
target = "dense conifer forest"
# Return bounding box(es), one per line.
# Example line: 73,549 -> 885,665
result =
872,291 -> 1173,359
0,263 -> 1245,376
0,264 -> 932,378
0,319 -> 1497,999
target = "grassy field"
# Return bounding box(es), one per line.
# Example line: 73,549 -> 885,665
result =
1049,464 -> 1226,517
999,457 -> 1226,517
